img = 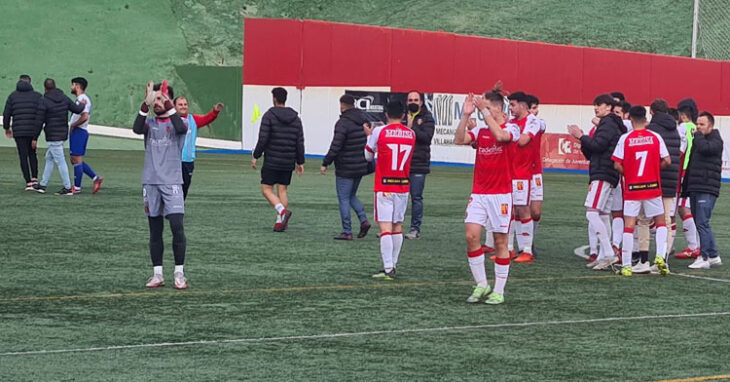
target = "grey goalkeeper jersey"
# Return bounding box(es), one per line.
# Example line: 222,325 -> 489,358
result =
140,117 -> 187,185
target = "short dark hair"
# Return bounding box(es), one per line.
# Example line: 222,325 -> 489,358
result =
385,100 -> 404,119
272,87 -> 287,104
507,91 -> 529,104
71,77 -> 88,90
622,101 -> 632,113
678,106 -> 693,120
593,94 -> 615,107
19,74 -> 31,83
699,111 -> 715,126
153,83 -> 174,99
339,94 -> 355,107
650,98 -> 669,114
173,96 -> 187,105
526,94 -> 539,108
44,78 -> 56,90
668,107 -> 680,122
484,91 -> 505,108
610,91 -> 625,102
628,105 -> 647,123
406,90 -> 423,102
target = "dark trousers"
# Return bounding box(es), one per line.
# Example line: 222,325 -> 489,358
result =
14,137 -> 38,183
689,192 -> 719,260
409,173 -> 427,232
182,161 -> 195,200
335,176 -> 367,234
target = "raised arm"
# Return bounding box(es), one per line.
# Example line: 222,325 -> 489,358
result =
454,94 -> 476,145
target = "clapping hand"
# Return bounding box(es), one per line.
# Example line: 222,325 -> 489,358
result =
214,103 -> 224,112
567,124 -> 584,139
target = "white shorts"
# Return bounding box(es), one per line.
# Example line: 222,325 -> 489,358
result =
530,173 -> 544,202
624,197 -> 664,218
465,193 -> 513,233
584,180 -> 612,212
609,184 -> 623,212
678,196 -> 691,209
374,192 -> 409,223
512,179 -> 530,206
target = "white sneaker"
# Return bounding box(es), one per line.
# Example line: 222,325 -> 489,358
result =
174,271 -> 188,289
688,257 -> 710,270
586,259 -> 600,269
592,258 -> 614,271
709,256 -> 722,267
633,261 -> 651,274
145,274 -> 165,288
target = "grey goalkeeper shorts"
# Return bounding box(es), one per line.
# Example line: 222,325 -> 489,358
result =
143,184 -> 185,217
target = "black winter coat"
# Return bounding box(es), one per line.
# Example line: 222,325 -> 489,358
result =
322,108 -> 370,178
681,130 -> 723,197
36,89 -> 85,141
253,107 -> 305,171
580,113 -> 626,187
3,81 -> 42,138
406,107 -> 435,174
647,112 -> 682,197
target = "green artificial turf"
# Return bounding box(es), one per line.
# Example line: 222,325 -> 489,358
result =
1,146 -> 729,381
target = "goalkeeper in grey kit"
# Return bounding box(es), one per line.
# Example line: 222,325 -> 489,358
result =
133,81 -> 189,289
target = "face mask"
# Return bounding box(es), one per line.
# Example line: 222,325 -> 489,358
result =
407,103 -> 420,113
71,89 -> 77,95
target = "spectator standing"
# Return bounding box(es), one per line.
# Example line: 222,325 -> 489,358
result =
403,91 -> 435,240
3,75 -> 42,189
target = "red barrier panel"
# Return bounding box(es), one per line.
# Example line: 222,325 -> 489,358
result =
243,19 -> 302,86
541,133 -> 589,171
582,48 -> 652,104
243,18 -> 730,112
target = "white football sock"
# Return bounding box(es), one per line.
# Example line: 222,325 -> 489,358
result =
622,230 -> 634,267
656,225 -> 668,260
587,211 -> 612,260
274,203 -> 285,214
153,266 -> 163,276
519,218 -> 533,254
668,223 -> 677,255
600,214 -> 612,245
468,253 -> 488,288
612,217 -> 624,247
494,262 -> 510,295
174,265 -> 184,274
391,232 -> 404,268
683,216 -> 699,250
380,234 -> 394,272
507,219 -> 518,251
588,221 -> 598,256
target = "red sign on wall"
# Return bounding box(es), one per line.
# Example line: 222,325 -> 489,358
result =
541,133 -> 589,171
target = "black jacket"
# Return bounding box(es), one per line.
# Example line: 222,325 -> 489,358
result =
580,113 -> 626,187
405,107 -> 436,174
647,112 -> 682,197
3,81 -> 42,138
36,89 -> 85,141
253,106 -> 305,171
322,108 -> 370,178
681,130 -> 723,197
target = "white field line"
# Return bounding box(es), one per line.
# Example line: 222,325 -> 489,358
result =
574,245 -> 590,259
574,245 -> 730,283
2,311 -> 729,357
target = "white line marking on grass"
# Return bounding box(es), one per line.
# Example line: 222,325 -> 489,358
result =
674,273 -> 730,283
2,311 -> 729,357
574,245 -> 589,259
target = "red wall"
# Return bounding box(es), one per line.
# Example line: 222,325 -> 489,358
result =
243,18 -> 730,114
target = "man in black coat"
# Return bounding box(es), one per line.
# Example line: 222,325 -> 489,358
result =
646,99 -> 682,265
252,87 -> 305,232
3,75 -> 42,189
682,112 -> 723,270
33,78 -> 86,195
403,91 -> 435,240
321,95 -> 372,240
568,94 -> 626,270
